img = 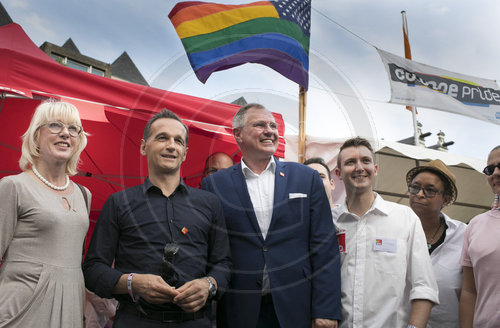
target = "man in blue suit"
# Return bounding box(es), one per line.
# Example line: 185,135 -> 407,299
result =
202,103 -> 341,328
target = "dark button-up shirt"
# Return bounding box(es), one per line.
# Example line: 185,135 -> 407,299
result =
83,178 -> 231,311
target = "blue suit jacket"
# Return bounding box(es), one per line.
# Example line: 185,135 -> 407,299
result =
202,158 -> 341,328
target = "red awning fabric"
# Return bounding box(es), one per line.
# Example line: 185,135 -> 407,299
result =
0,22 -> 286,185
0,23 -> 286,248
0,23 -> 232,126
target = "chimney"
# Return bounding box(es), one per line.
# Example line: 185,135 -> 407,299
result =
429,130 -> 454,152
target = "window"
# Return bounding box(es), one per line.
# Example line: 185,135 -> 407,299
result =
50,53 -> 65,65
90,67 -> 105,76
66,58 -> 88,72
50,54 -> 106,76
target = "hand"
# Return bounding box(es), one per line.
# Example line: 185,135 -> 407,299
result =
132,274 -> 179,304
173,278 -> 210,312
313,318 -> 338,328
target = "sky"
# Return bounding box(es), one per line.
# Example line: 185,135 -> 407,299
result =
4,0 -> 500,161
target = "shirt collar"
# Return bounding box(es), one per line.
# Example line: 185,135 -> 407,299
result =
143,177 -> 188,195
370,193 -> 389,216
241,156 -> 276,178
334,192 -> 388,220
441,212 -> 462,233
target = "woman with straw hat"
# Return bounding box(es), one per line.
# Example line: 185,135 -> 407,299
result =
406,159 -> 466,328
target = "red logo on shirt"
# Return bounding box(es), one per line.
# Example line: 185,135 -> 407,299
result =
337,231 -> 346,253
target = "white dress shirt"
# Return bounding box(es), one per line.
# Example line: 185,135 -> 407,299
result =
332,194 -> 439,328
241,157 -> 275,239
427,213 -> 466,328
241,157 -> 276,294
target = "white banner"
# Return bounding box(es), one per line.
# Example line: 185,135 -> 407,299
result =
377,48 -> 500,125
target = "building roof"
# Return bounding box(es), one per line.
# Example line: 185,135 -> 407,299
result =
62,38 -> 80,54
1,1 -> 148,86
39,40 -> 110,74
231,96 -> 248,106
0,2 -> 13,26
111,51 -> 149,86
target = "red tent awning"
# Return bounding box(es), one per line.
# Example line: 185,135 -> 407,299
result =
0,22 -> 286,183
0,23 -> 287,252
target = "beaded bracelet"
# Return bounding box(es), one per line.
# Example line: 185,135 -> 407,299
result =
127,273 -> 138,303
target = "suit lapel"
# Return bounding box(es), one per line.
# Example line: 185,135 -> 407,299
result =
267,160 -> 288,236
231,164 -> 264,242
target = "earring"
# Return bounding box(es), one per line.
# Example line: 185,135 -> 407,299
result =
493,194 -> 499,210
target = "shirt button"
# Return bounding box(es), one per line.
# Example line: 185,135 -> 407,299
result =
263,246 -> 268,252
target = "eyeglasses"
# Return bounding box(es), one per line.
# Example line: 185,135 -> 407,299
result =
251,121 -> 278,130
408,184 -> 442,198
483,163 -> 500,176
43,121 -> 82,137
161,243 -> 179,285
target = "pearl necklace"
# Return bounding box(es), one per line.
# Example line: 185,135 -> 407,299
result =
32,166 -> 70,191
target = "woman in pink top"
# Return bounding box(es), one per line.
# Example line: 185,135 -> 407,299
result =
459,145 -> 500,328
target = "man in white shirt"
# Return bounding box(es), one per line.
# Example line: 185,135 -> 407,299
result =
332,137 -> 438,328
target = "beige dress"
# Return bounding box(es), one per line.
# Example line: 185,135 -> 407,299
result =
0,172 -> 90,328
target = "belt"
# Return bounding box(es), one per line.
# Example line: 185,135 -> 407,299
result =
261,293 -> 273,305
118,303 -> 205,323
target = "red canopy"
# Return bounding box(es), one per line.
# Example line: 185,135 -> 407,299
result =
0,22 -> 286,181
0,23 -> 286,248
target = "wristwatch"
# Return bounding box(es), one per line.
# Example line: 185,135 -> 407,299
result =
205,276 -> 217,298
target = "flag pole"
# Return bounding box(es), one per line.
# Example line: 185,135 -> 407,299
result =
298,85 -> 307,163
401,10 -> 419,147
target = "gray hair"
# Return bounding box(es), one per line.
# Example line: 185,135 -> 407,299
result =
232,103 -> 265,129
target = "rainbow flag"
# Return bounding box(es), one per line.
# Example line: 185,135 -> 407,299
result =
169,0 -> 311,89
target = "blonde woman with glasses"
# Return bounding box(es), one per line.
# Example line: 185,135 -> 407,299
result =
0,101 -> 90,327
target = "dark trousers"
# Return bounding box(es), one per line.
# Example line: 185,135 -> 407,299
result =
113,309 -> 210,328
256,294 -> 280,328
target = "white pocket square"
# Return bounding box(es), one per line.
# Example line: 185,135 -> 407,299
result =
289,193 -> 307,199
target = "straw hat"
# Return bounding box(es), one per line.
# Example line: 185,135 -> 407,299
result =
406,159 -> 458,204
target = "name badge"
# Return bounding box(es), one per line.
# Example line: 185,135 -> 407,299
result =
336,230 -> 346,253
373,238 -> 397,253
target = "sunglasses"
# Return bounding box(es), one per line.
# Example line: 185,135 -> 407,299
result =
161,243 -> 179,285
483,163 -> 500,176
408,184 -> 442,198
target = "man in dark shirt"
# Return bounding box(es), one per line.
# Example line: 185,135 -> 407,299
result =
83,109 -> 231,328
